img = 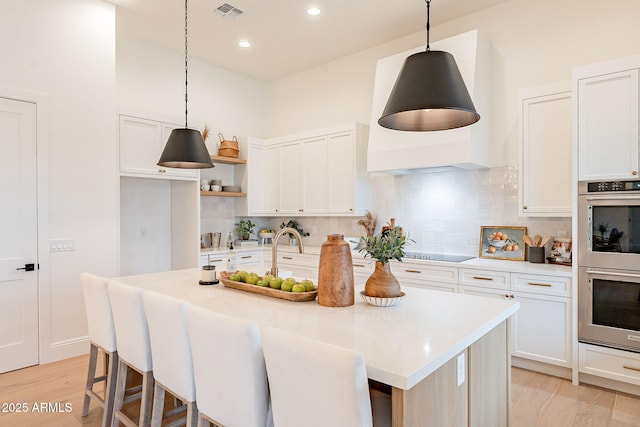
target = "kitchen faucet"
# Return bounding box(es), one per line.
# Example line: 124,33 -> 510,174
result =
270,227 -> 304,277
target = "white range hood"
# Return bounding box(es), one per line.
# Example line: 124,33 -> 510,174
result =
367,30 -> 491,174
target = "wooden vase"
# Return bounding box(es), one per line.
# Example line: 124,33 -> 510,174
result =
365,261 -> 402,298
317,234 -> 354,307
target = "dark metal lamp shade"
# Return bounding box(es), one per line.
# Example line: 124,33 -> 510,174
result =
378,50 -> 480,132
157,128 -> 214,169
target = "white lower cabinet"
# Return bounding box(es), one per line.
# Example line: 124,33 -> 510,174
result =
394,261 -> 459,293
579,343 -> 640,386
459,269 -> 572,369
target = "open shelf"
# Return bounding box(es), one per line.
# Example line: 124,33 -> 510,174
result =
200,191 -> 246,197
210,155 -> 246,165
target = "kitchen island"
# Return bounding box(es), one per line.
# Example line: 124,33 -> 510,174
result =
116,268 -> 519,427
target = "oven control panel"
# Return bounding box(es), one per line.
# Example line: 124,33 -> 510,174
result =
587,180 -> 640,192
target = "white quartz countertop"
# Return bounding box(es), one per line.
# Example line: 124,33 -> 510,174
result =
116,267 -> 519,390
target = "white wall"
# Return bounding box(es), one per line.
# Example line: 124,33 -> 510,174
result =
117,36 -> 269,250
261,0 -> 640,253
0,0 -> 118,362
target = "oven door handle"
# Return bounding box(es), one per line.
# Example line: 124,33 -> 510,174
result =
584,195 -> 640,201
586,269 -> 640,279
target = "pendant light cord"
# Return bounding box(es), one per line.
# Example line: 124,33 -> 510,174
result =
425,0 -> 431,51
184,0 -> 189,128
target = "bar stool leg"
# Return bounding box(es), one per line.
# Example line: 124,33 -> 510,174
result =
82,344 -> 99,417
150,383 -> 165,427
139,371 -> 154,427
103,351 -> 119,427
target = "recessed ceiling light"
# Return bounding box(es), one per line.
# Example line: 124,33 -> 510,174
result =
238,40 -> 251,48
306,7 -> 321,16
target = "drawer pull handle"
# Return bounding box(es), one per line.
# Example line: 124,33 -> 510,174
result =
240,256 -> 252,259
353,264 -> 365,267
210,259 -> 223,263
473,276 -> 494,281
405,269 -> 422,274
527,282 -> 552,287
623,365 -> 640,373
283,256 -> 293,260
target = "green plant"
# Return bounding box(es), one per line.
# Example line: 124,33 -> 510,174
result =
280,219 -> 310,237
235,219 -> 256,236
597,222 -> 609,238
359,226 -> 413,265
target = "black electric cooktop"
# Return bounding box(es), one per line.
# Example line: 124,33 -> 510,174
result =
403,252 -> 475,263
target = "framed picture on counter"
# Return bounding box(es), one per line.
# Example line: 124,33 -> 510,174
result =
479,226 -> 527,261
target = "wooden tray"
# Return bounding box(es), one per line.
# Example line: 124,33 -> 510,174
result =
219,271 -> 317,302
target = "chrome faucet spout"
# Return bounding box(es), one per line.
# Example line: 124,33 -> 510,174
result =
270,227 -> 304,277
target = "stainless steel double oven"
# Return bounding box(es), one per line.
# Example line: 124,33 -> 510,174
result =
578,180 -> 640,353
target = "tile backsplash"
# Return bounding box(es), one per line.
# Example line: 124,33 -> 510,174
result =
201,166 -> 572,255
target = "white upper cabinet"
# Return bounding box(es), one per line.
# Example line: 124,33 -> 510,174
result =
243,123 -> 370,216
119,113 -> 198,180
575,55 -> 640,181
367,30 -> 490,174
519,82 -> 572,217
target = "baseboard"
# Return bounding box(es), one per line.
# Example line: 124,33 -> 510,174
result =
579,373 -> 640,397
39,336 -> 90,365
511,356 -> 572,380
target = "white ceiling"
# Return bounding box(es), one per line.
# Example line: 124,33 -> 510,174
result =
109,0 -> 509,82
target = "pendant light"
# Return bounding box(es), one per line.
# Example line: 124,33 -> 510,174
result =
157,0 -> 214,169
378,0 -> 480,132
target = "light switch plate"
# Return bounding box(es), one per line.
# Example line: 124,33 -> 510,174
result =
50,238 -> 75,252
457,353 -> 465,386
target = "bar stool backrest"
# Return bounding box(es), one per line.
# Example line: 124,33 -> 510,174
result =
143,290 -> 195,402
80,273 -> 117,352
107,280 -> 152,372
261,326 -> 373,427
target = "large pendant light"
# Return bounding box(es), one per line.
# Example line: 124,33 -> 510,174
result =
378,0 -> 480,132
157,0 -> 214,169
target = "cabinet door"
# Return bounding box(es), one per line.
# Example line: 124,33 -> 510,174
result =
265,146 -> 280,214
577,69 -> 639,180
278,141 -> 302,214
512,292 -> 571,367
327,131 -> 355,213
301,136 -> 328,214
247,142 -> 267,215
520,84 -> 572,216
159,123 -> 199,179
119,115 -> 163,176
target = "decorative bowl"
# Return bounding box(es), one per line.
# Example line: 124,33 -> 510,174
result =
222,185 -> 241,192
259,231 -> 275,239
488,237 -> 508,248
360,291 -> 405,307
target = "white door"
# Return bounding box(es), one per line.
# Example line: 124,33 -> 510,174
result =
0,97 -> 38,373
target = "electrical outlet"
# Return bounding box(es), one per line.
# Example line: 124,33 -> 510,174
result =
50,238 -> 75,252
457,353 -> 465,386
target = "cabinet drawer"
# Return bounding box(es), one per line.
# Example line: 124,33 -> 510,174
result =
512,273 -> 571,297
392,262 -> 458,284
459,269 -> 510,291
579,343 -> 640,386
351,258 -> 375,274
237,251 -> 261,265
276,252 -> 317,266
403,279 -> 459,293
199,254 -> 226,267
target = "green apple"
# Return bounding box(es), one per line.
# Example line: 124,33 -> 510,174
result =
300,279 -> 315,292
282,277 -> 296,287
269,277 -> 283,289
263,274 -> 275,284
246,273 -> 259,285
281,280 -> 295,292
256,279 -> 268,287
229,273 -> 241,281
237,271 -> 248,282
292,284 -> 306,293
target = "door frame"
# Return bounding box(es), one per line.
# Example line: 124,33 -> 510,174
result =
0,86 -> 51,364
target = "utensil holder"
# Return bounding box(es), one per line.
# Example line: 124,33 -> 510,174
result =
528,246 -> 545,263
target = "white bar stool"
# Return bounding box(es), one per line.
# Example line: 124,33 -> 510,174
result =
80,273 -> 119,427
185,305 -> 272,427
108,280 -> 154,427
261,327 -> 391,427
142,291 -> 198,427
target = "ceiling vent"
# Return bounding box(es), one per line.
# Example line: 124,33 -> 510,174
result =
214,3 -> 244,19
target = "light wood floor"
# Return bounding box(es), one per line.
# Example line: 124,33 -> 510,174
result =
2,355 -> 640,426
